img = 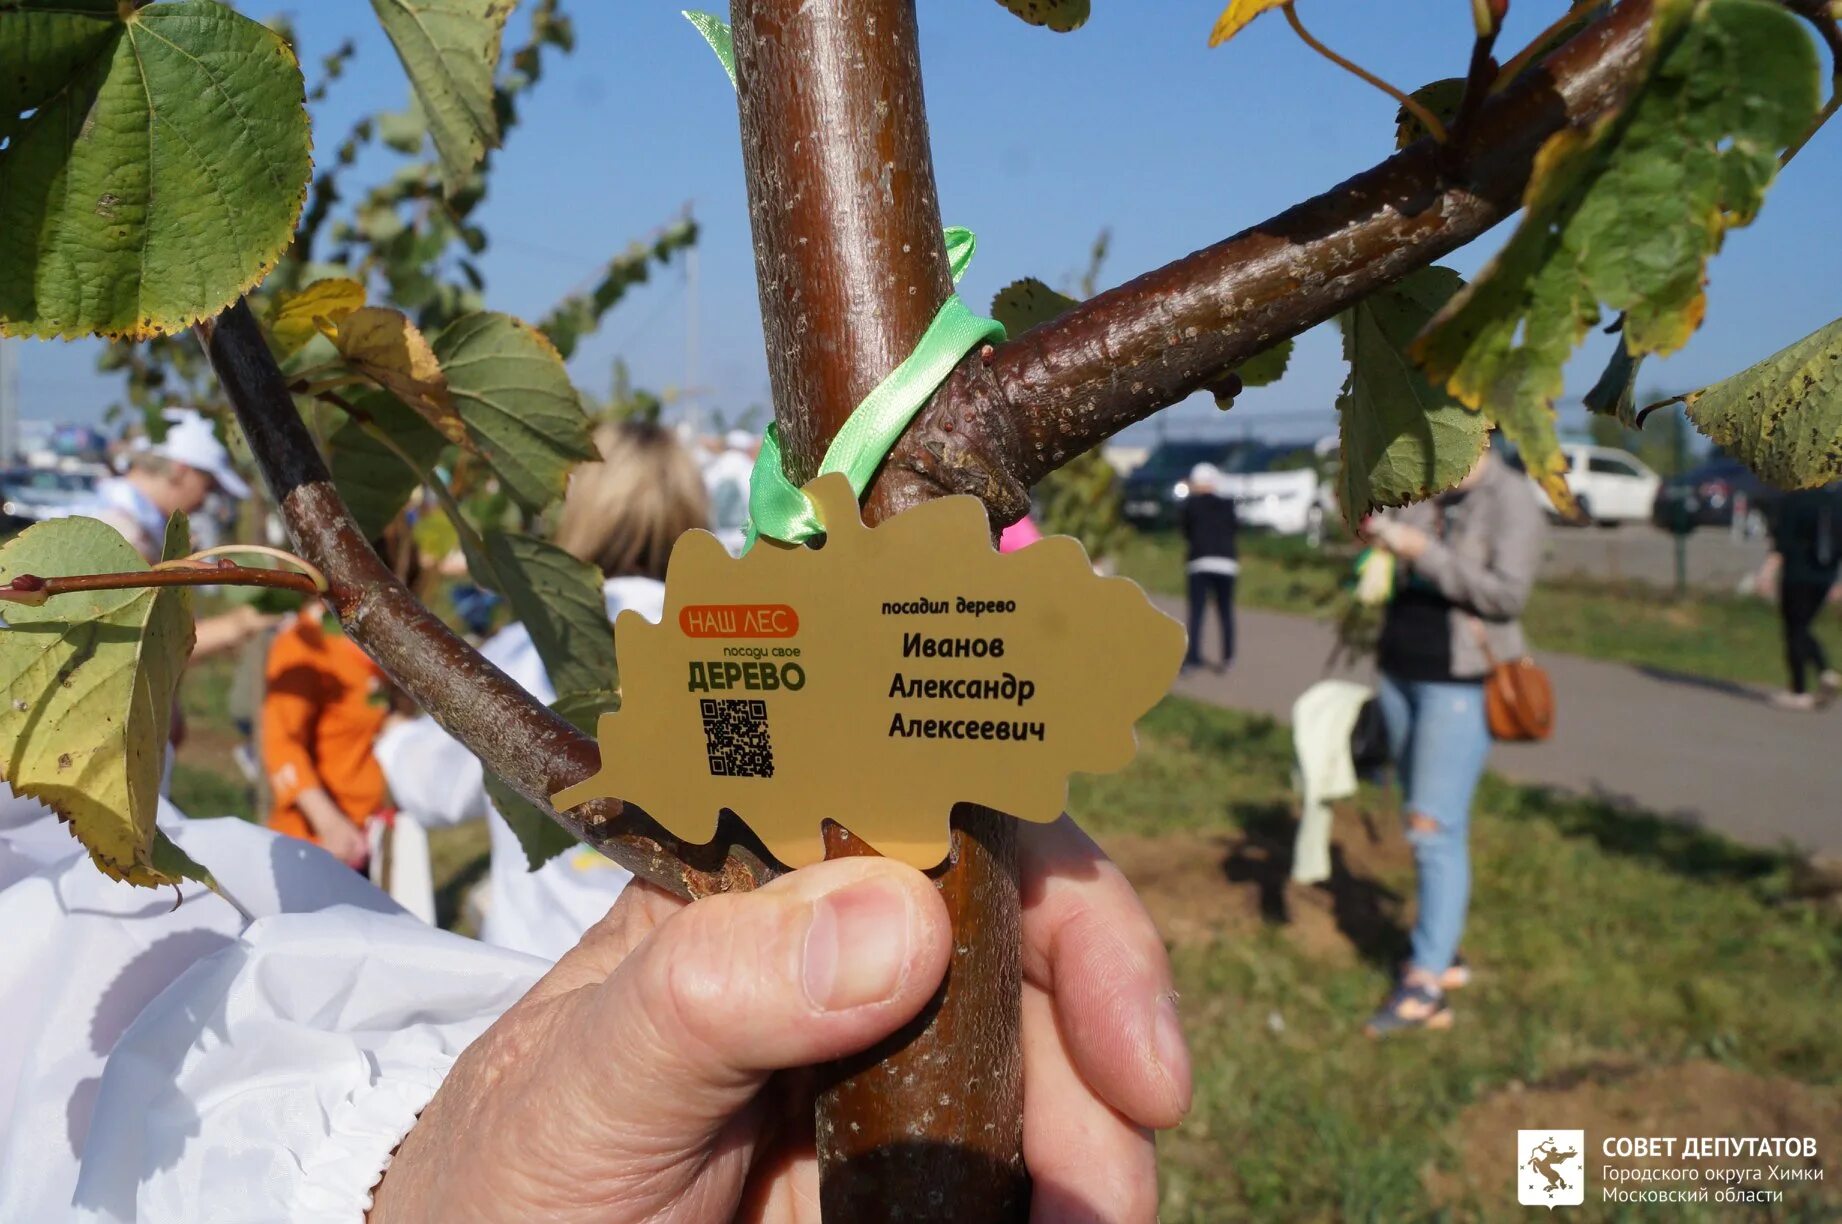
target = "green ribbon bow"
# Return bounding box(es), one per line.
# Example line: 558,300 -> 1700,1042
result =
685,12 -> 1008,550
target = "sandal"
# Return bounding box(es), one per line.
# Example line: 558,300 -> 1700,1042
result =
1364,982 -> 1453,1037
1397,955 -> 1472,992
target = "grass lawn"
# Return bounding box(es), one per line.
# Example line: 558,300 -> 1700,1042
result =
1112,532 -> 1806,691
173,648 -> 1842,1219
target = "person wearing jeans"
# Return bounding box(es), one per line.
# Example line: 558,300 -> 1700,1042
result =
1180,463 -> 1239,672
1362,445 -> 1543,1035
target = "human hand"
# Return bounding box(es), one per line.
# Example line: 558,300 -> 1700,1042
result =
1372,521 -> 1430,561
317,816 -> 369,869
370,817 -> 1185,1223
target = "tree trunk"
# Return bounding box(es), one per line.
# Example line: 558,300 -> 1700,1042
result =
731,0 -> 1027,1217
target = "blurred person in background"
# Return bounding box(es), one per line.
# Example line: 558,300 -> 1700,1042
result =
377,421 -> 711,958
1362,443 -> 1543,1036
262,528 -> 420,869
1179,462 -> 1238,672
1763,482 -> 1842,710
82,408 -> 270,659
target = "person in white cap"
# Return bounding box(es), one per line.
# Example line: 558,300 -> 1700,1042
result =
81,408 -> 269,659
88,408 -> 251,563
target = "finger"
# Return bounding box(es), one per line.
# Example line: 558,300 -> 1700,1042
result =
522,879 -> 688,1005
1018,815 -> 1191,1129
1021,979 -> 1160,1223
564,857 -> 951,1150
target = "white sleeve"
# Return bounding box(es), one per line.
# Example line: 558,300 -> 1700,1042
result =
375,715 -> 489,828
376,624 -> 553,830
72,908 -> 545,1224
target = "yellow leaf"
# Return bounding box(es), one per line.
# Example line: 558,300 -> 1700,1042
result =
270,278 -> 366,358
1209,0 -> 1288,46
553,474 -> 1186,870
332,307 -> 467,447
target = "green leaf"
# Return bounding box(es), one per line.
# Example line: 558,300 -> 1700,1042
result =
483,688 -> 617,870
435,311 -> 596,511
1396,76 -> 1466,149
476,531 -> 619,705
369,0 -> 512,194
0,514 -> 196,886
1665,315 -> 1842,490
0,0 -> 312,340
1412,0 -> 1819,512
994,0 -> 1091,32
326,390 -> 447,538
1336,267 -> 1490,526
1233,338 -> 1293,390
682,10 -> 736,88
991,278 -> 1080,336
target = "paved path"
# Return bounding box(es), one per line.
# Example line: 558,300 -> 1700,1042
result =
1161,600 -> 1841,854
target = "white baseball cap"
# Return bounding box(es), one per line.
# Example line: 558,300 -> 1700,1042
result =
143,409 -> 251,500
1189,463 -> 1223,489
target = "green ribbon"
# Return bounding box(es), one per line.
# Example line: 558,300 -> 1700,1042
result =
684,12 -> 1007,550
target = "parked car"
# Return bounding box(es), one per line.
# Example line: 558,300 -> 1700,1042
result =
1120,440 -> 1253,528
1651,457 -> 1781,535
1,467 -> 97,533
1520,444 -> 1660,526
1214,441 -> 1327,539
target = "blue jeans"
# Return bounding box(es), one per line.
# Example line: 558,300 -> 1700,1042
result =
1376,672 -> 1492,979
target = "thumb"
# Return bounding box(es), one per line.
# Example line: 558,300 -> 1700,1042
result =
566,856 -> 952,1147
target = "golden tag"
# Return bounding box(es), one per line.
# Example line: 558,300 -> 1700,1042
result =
552,473 -> 1184,869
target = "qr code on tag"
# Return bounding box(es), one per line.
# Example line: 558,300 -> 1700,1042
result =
701,698 -> 775,778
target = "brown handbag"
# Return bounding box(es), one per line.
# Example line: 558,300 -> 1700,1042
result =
1469,617 -> 1554,742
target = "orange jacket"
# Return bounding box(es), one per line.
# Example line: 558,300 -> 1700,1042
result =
263,607 -> 390,844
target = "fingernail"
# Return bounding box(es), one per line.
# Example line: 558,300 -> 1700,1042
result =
804,878 -> 913,1012
1153,992 -> 1193,1114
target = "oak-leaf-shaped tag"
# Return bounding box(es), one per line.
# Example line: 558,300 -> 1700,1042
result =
553,474 -> 1185,870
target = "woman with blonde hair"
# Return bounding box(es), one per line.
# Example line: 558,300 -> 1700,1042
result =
377,421 -> 711,957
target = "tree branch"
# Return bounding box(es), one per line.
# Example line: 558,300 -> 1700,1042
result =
1,562 -> 318,607
731,0 -> 1026,1215
199,301 -> 778,901
873,0 -> 1660,522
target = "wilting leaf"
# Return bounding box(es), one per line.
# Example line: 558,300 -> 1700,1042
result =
435,312 -> 597,511
325,390 -> 447,538
992,0 -> 1091,33
1413,0 -> 1819,512
1337,268 -> 1491,525
1209,0 -> 1287,46
1583,329 -> 1646,430
332,308 -> 464,446
270,278 -> 366,359
991,278 -> 1079,336
1662,315 -> 1842,490
0,0 -> 312,339
0,516 -> 196,886
555,475 -> 1185,870
1396,76 -> 1467,149
370,0 -> 512,193
485,689 -> 618,870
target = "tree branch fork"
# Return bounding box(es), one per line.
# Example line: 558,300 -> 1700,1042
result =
199,0 -> 1660,895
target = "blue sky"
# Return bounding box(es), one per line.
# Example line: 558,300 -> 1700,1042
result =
13,0 -> 1840,449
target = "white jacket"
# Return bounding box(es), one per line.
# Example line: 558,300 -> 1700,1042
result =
0,793 -> 543,1222
374,576 -> 661,960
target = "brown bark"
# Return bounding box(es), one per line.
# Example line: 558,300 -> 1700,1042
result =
871,0 -> 1659,524
201,303 -> 778,902
730,0 -> 1027,1216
